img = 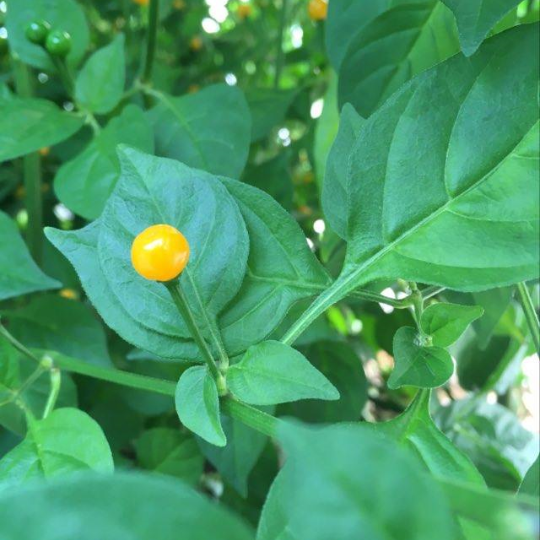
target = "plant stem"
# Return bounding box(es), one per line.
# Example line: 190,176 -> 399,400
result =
222,397 -> 280,438
422,286 -> 446,301
141,0 -> 159,85
53,352 -> 178,396
0,323 -> 41,364
42,368 -> 61,418
516,282 -> 540,355
165,281 -> 221,381
12,60 -> 43,264
274,0 -> 289,88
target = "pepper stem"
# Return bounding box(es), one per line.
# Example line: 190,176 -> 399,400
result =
165,280 -> 222,382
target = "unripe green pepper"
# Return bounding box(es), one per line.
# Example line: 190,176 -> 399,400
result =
24,20 -> 51,45
45,29 -> 72,57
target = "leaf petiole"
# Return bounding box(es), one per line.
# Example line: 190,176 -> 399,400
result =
516,282 -> 540,355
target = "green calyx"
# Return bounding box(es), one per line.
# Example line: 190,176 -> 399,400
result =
24,20 -> 51,45
45,29 -> 72,57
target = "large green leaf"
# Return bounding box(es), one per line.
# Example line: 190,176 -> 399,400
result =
148,84 -> 251,178
54,105 -> 154,220
0,98 -> 84,163
135,428 -> 204,484
47,148 -> 248,359
75,34 -> 126,115
0,472 -> 255,540
4,295 -> 112,368
323,25 -> 539,307
441,0 -> 523,55
227,341 -> 339,406
338,0 -> 459,116
388,327 -> 454,389
420,302 -> 484,347
0,408 -> 113,488
218,179 -> 331,355
175,366 -> 226,447
5,0 -> 89,69
259,422 -> 455,540
0,212 -> 60,300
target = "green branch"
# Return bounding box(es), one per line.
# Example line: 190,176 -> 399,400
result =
12,59 -> 43,264
141,0 -> 159,86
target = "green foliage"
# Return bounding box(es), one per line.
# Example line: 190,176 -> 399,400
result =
420,302 -> 484,347
75,34 -> 126,115
389,326 -> 454,389
0,98 -> 84,162
0,473 -> 255,539
148,84 -> 251,178
0,408 -> 113,487
228,340 -> 339,405
175,366 -> 226,447
54,105 -> 154,219
0,212 -> 59,300
0,0 -> 538,537
135,427 -> 204,484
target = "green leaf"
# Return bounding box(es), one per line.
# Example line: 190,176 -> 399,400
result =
198,414 -> 268,496
246,88 -> 296,142
377,391 -> 485,485
0,98 -> 84,162
4,295 -> 112,368
441,0 -> 523,55
322,103 -> 365,239
264,422 -> 455,540
54,105 -> 154,220
0,212 -> 60,301
228,340 -> 339,406
388,327 -> 454,390
75,34 -> 126,115
325,0 -> 398,70
218,178 -> 331,356
0,408 -> 113,488
420,302 -> 484,347
5,0 -> 89,69
149,84 -> 251,178
323,24 -> 539,303
0,472 -> 255,540
47,148 -> 248,359
135,428 -> 204,485
338,1 -> 459,116
175,366 -> 226,447
519,455 -> 539,497
280,341 -> 367,423
242,152 -> 293,210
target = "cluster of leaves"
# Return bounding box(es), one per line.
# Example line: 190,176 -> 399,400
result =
0,0 -> 539,539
